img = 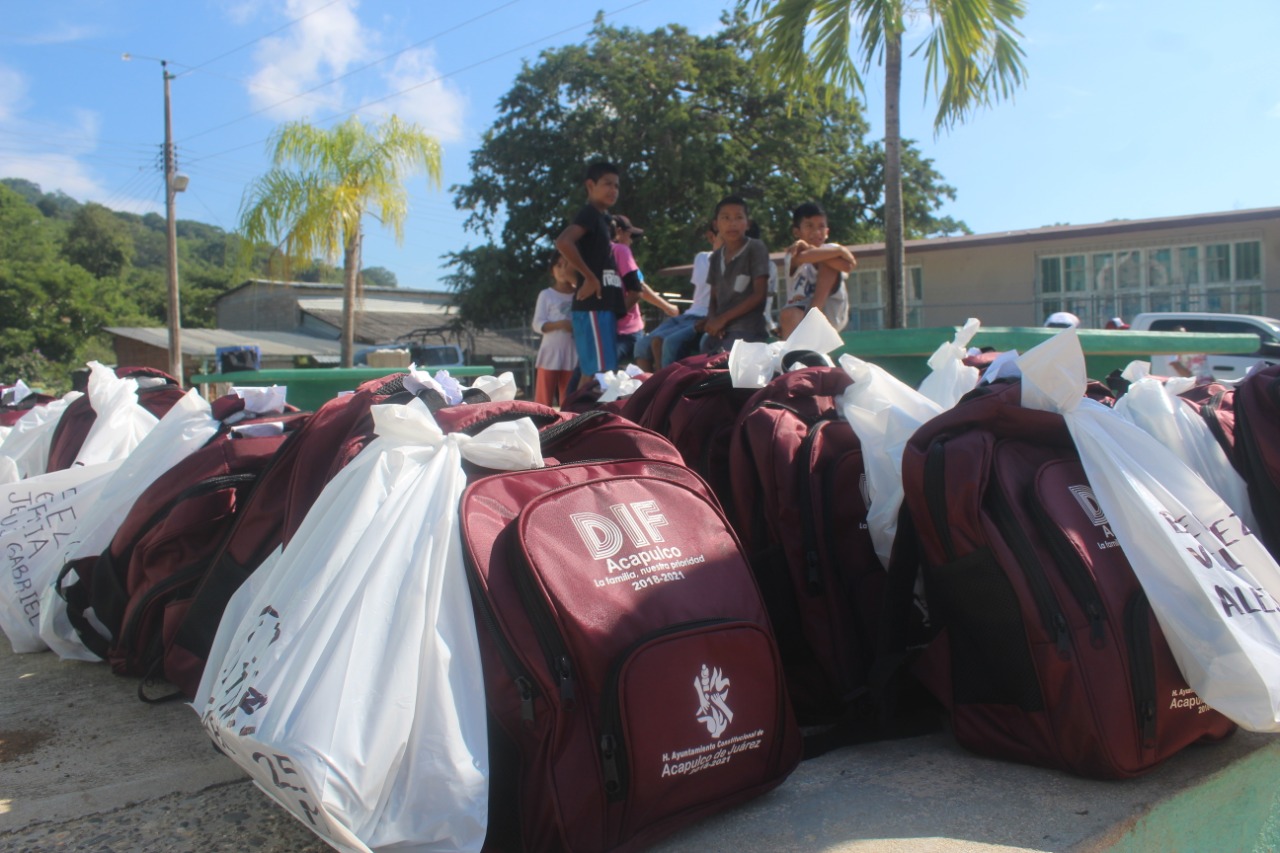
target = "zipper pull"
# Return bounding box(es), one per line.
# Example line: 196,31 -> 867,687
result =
805,550 -> 823,594
1086,602 -> 1107,648
516,676 -> 535,724
1139,699 -> 1156,748
600,734 -> 622,798
556,656 -> 575,704
1053,613 -> 1071,658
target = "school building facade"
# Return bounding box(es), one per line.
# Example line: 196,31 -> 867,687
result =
842,206 -> 1280,330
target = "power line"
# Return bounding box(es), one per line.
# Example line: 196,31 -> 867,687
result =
179,0 -> 522,143
185,0 -> 652,167
176,0 -> 344,77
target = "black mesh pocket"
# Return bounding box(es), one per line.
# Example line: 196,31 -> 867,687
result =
924,548 -> 1043,711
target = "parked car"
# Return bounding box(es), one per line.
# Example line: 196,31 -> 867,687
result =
1129,311 -> 1280,381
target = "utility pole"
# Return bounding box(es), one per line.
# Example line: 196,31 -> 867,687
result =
162,60 -> 184,385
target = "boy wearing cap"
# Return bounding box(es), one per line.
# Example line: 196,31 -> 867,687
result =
555,161 -> 625,388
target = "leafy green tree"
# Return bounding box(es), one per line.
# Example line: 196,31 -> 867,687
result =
239,115 -> 443,366
360,265 -> 398,288
755,0 -> 1027,327
0,186 -> 110,372
64,202 -> 135,279
448,11 -> 962,328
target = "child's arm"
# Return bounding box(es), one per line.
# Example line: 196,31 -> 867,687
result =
555,224 -> 601,300
789,241 -> 857,273
640,282 -> 680,317
704,276 -> 767,337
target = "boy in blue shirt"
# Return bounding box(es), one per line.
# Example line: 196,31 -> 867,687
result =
555,161 -> 624,390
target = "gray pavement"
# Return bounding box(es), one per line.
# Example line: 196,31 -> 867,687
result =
2,640 -> 1277,852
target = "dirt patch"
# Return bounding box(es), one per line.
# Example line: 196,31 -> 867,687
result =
0,729 -> 50,763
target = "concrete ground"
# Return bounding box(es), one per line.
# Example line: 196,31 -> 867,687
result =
2,640 -> 1277,853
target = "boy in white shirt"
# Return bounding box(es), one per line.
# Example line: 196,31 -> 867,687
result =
633,222 -> 720,371
779,202 -> 856,339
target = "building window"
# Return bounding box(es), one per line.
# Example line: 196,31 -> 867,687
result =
848,266 -> 923,330
1038,238 -> 1263,326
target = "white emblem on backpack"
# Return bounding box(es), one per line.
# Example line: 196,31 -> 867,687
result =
1069,484 -> 1120,548
694,664 -> 733,738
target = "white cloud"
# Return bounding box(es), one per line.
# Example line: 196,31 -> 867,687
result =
0,63 -> 158,211
375,47 -> 466,142
246,0 -> 372,120
237,0 -> 468,138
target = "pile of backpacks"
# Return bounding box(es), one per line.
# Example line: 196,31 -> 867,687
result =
2,314 -> 1280,853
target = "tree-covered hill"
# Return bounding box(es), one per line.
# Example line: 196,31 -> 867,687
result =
0,179 -> 385,392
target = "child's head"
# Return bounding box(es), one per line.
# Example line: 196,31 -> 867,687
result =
548,249 -> 575,289
791,202 -> 830,245
700,220 -> 721,249
611,214 -> 644,245
713,196 -> 750,245
584,161 -> 620,209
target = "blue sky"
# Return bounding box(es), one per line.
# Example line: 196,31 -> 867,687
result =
3,0 -> 1278,291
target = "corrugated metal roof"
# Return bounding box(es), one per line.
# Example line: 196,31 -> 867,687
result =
105,327 -> 342,357
296,296 -> 453,315
299,309 -> 539,360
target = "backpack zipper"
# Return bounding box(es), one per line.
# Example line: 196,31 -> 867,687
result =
924,439 -> 956,561
114,474 -> 260,657
1027,496 -> 1109,648
798,416 -> 839,594
986,478 -> 1071,658
460,544 -> 542,724
505,530 -> 577,706
1124,592 -> 1158,749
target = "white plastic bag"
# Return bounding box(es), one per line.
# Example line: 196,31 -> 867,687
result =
727,308 -> 844,389
917,318 -> 981,408
37,389 -> 221,661
1020,330 -> 1280,732
72,362 -> 163,468
197,400 -> 542,852
837,355 -> 944,568
0,460 -> 124,653
1114,376 -> 1257,535
0,391 -> 82,479
468,372 -> 518,402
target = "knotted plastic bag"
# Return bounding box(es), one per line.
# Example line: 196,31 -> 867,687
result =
917,318 -> 981,408
197,399 -> 543,852
837,355 -> 944,568
1020,330 -> 1280,732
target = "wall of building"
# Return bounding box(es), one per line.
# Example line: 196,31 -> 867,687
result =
851,214 -> 1280,329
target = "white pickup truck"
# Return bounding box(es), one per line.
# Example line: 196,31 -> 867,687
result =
1129,311 -> 1280,381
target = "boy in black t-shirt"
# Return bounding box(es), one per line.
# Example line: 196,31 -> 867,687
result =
555,161 -> 624,389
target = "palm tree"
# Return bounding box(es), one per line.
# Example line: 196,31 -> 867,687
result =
755,0 -> 1028,328
239,116 -> 442,366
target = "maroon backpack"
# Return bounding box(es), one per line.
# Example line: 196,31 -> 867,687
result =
0,386 -> 56,427
619,352 -> 728,435
727,367 -> 884,724
45,367 -> 186,472
893,379 -> 1235,778
58,409 -> 309,686
462,449 -> 801,852
164,372 -> 421,698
